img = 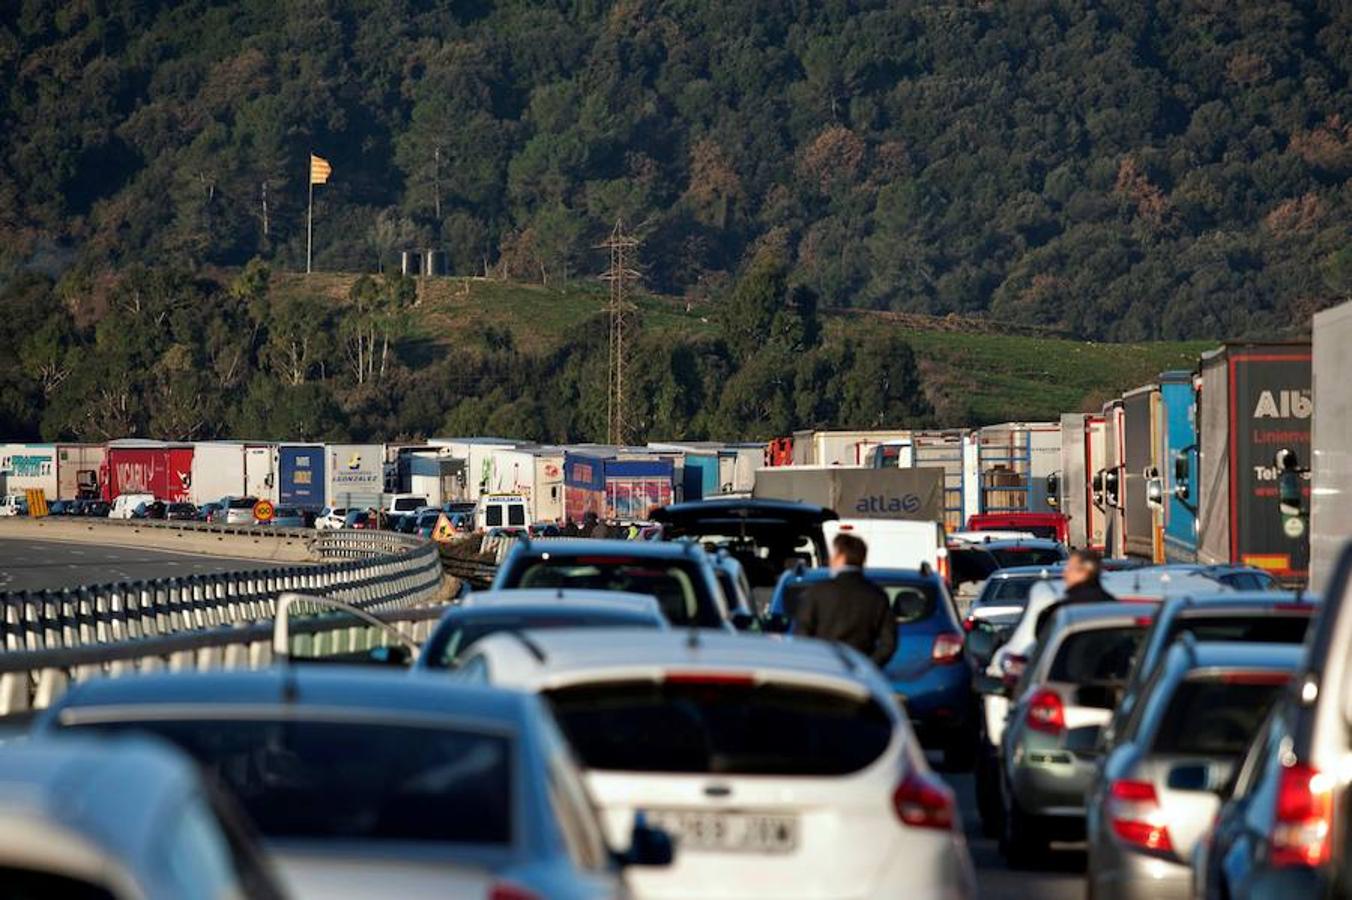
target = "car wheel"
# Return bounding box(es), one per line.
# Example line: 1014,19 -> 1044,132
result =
1000,795 -> 1046,869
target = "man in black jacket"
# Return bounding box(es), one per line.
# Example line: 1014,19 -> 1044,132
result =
1034,548 -> 1116,640
794,533 -> 897,667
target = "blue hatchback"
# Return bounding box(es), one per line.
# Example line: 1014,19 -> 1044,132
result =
768,565 -> 973,767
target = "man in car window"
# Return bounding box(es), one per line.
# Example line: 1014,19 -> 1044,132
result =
794,534 -> 897,666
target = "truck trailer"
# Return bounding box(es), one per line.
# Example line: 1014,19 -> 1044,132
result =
102,442 -> 194,502
1310,302 -> 1352,594
1194,342 -> 1312,585
0,444 -> 58,500
56,444 -> 104,499
1121,384 -> 1164,563
963,422 -> 1061,520
1159,371 -> 1199,563
325,443 -> 384,510
1055,413 -> 1106,552
563,453 -> 674,523
278,444 -> 326,510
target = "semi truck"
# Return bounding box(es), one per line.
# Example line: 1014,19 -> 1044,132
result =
1121,383 -> 1164,563
1193,342 -> 1312,585
563,453 -> 674,524
789,430 -> 914,467
867,430 -> 969,531
1158,370 -> 1199,563
278,444 -> 326,511
1053,413 -> 1106,551
325,443 -> 384,510
752,466 -> 945,522
962,422 -> 1061,520
1095,399 -> 1127,559
1310,301 -> 1352,594
56,444 -> 104,499
0,444 -> 58,500
101,442 -> 194,502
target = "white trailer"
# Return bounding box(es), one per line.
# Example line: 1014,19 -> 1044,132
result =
1311,300 -> 1352,594
56,444 -> 106,499
243,444 -> 276,501
190,442 -> 248,505
790,430 -> 914,467
0,443 -> 58,499
326,443 -> 384,510
427,438 -> 520,501
482,446 -> 565,522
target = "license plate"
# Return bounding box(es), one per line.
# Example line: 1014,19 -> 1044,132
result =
643,809 -> 799,854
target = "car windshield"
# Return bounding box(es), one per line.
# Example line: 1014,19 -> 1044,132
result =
988,545 -> 1065,568
65,718 -> 512,844
1049,626 -> 1146,684
1152,677 -> 1288,756
509,556 -> 722,627
422,610 -> 660,669
546,680 -> 892,775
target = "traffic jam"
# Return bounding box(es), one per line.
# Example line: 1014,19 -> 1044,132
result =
1,327 -> 1351,900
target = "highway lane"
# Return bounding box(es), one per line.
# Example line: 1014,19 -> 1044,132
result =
940,767 -> 1085,900
0,538 -> 290,593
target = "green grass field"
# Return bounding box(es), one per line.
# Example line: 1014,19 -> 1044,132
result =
273,272 -> 1213,424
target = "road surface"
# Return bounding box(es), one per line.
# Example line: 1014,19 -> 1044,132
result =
0,538 -> 289,593
941,767 -> 1085,899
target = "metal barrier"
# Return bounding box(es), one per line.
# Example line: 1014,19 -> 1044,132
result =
0,605 -> 449,719
0,528 -> 445,658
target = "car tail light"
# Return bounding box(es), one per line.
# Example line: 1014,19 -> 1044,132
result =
1108,779 -> 1173,854
1271,763 -> 1334,867
893,769 -> 956,830
1025,688 -> 1065,734
937,552 -> 951,584
932,632 -> 964,664
962,615 -> 977,633
1220,671 -> 1291,686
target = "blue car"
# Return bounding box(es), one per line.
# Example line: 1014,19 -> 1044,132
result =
769,565 -> 973,767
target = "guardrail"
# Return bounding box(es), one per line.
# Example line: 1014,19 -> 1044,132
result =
0,528 -> 445,655
0,604 -> 449,718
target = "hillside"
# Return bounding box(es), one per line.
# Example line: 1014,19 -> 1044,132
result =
4,0 -> 1351,341
272,272 -> 1209,424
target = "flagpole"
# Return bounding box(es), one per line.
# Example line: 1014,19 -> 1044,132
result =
306,175 -> 314,275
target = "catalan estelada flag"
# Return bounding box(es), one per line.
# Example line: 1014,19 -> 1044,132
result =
309,154 -> 332,185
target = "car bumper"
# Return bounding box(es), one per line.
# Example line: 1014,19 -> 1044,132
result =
892,671 -> 971,742
1008,752 -> 1097,821
1090,846 -> 1190,900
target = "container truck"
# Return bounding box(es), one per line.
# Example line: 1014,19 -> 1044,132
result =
278,445 -> 326,510
400,451 -> 467,508
790,430 -> 913,467
961,422 -> 1061,520
56,444 -> 104,499
1054,413 -> 1106,551
1158,370 -> 1199,563
563,454 -> 674,523
483,446 -> 565,523
243,444 -> 276,501
1094,400 -> 1127,559
1309,302 -> 1352,594
752,466 -> 945,522
867,430 -> 969,531
190,442 -> 247,505
1121,383 -> 1165,563
102,442 -> 194,502
426,438 -> 521,501
0,444 -> 58,500
1194,342 -> 1312,585
325,444 -> 384,510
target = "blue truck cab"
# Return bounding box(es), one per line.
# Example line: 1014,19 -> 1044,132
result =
1159,370 -> 1199,562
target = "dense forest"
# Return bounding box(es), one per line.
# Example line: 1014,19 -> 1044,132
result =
4,0 -> 1351,337
0,0 -> 1348,441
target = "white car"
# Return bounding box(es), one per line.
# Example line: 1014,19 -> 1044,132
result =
0,493 -> 26,516
314,506 -> 350,530
221,496 -> 259,525
109,492 -> 155,520
458,629 -> 976,900
385,493 -> 428,515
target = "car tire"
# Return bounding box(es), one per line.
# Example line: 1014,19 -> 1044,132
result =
1000,796 -> 1046,869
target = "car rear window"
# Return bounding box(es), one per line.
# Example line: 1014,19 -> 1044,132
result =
880,582 -> 939,624
393,497 -> 425,512
509,557 -> 722,627
1168,614 -> 1311,646
989,546 -> 1065,568
422,610 -> 660,668
1152,678 -> 1288,756
1049,626 -> 1146,684
65,719 -> 512,844
949,547 -> 1000,587
227,498 -> 257,510
546,681 -> 893,775
980,577 -> 1041,606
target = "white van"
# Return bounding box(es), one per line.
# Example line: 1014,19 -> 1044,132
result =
384,493 -> 428,515
476,494 -> 528,532
0,494 -> 27,517
110,493 -> 156,520
823,518 -> 947,574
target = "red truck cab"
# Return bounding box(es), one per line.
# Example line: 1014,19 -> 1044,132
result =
965,512 -> 1069,544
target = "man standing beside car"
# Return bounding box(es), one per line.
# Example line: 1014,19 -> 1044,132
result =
794,533 -> 897,667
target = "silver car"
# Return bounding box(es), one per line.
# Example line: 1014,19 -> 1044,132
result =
38,666 -> 672,899
0,735 -> 284,899
1086,640 -> 1302,900
993,601 -> 1157,866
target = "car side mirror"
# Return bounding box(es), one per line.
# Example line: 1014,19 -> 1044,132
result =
729,611 -> 757,632
973,674 -> 1008,697
762,613 -> 792,634
620,818 -> 674,868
